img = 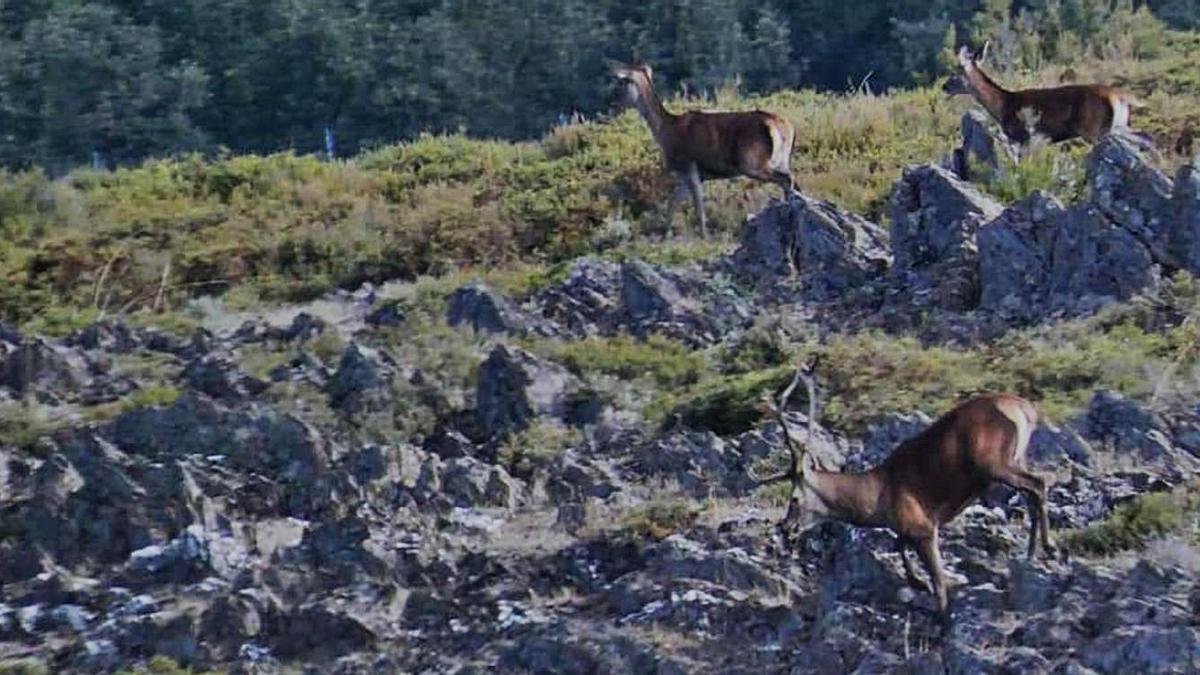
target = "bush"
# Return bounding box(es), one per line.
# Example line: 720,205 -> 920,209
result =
619,497 -> 701,540
1062,487 -> 1199,556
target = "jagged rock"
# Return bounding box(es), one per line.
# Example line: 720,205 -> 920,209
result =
949,109 -> 1015,181
1170,155 -> 1200,274
979,194 -> 1160,315
183,354 -> 269,401
279,312 -> 326,342
365,300 -> 406,328
1087,136 -> 1174,265
439,457 -> 520,509
887,164 -> 1002,310
732,196 -> 890,298
1080,626 -> 1200,674
325,343 -> 394,414
852,411 -> 933,471
1049,204 -> 1161,308
978,192 -> 1064,314
447,281 -> 549,336
474,345 -> 594,440
68,320 -> 141,354
1029,424 -> 1093,466
537,258 -> 622,337
1072,390 -> 1198,476
619,260 -> 714,344
0,337 -> 90,403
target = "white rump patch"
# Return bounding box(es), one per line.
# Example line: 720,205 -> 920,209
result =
767,121 -> 793,173
995,399 -> 1034,466
1110,95 -> 1131,130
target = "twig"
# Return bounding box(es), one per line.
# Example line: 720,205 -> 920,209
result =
115,279 -> 230,315
152,258 -> 172,313
92,251 -> 121,308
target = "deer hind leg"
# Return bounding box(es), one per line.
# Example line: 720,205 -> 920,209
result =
684,164 -> 707,238
914,531 -> 950,616
992,467 -> 1055,560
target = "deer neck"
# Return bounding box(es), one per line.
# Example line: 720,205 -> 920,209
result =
807,468 -> 891,528
633,78 -> 674,147
962,63 -> 1012,124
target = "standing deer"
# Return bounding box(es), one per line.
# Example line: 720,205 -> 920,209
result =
755,361 -> 1055,617
943,44 -> 1150,159
607,60 -> 798,237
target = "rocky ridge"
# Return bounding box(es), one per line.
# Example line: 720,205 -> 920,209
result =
0,134 -> 1198,673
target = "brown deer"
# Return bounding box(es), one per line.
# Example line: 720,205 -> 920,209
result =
607,60 -> 798,237
943,44 -> 1150,159
754,361 -> 1055,617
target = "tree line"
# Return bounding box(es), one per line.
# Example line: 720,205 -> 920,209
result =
0,0 -> 1191,172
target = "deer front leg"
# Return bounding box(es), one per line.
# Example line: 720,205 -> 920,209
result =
664,178 -> 689,237
684,163 -> 707,238
897,537 -> 932,594
914,531 -> 949,616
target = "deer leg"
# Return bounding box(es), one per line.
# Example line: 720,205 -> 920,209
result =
684,164 -> 707,238
897,537 -> 931,594
914,531 -> 949,616
992,468 -> 1056,560
665,178 -> 688,236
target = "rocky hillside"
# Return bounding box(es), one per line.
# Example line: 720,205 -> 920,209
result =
1,129 -> 1200,674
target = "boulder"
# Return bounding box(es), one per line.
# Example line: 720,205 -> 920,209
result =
447,281 -> 549,336
887,164 -> 1002,310
474,345 -> 593,440
325,343 -> 395,414
732,196 -> 890,299
183,354 -> 269,401
1169,155 -> 1200,274
978,192 -> 1064,315
948,109 -> 1015,181
1087,135 -> 1175,265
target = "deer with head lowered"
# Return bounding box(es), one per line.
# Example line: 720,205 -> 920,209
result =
944,44 -> 1150,159
754,360 -> 1055,618
607,60 -> 798,237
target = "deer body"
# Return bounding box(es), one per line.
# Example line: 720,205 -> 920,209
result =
609,61 -> 797,236
946,46 -> 1144,155
768,371 -> 1053,616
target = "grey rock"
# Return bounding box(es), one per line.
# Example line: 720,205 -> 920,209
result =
1087,135 -> 1175,265
949,109 -> 1015,181
439,457 -> 520,509
978,192 -> 1065,314
887,164 -> 1002,310
1047,204 -> 1160,308
325,343 -> 394,414
1170,155 -> 1200,274
1081,626 -> 1200,674
733,195 -> 890,299
448,281 -> 549,336
474,345 -> 592,440
184,353 -> 269,401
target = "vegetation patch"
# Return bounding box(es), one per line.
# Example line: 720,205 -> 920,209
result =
619,497 -> 702,541
1062,486 -> 1200,556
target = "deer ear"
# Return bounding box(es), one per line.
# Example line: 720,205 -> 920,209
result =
605,58 -> 629,77
641,64 -> 653,80
957,45 -> 974,68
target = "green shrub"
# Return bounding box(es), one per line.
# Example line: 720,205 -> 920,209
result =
1062,487 -> 1200,556
121,386 -> 182,412
545,334 -> 705,389
0,660 -> 49,675
619,498 -> 701,540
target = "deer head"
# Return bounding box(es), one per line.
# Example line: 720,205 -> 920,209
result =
943,43 -> 988,97
606,59 -> 654,110
754,357 -> 837,538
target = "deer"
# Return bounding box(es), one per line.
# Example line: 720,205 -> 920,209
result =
753,359 -> 1055,619
943,44 -> 1150,160
607,60 -> 799,238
